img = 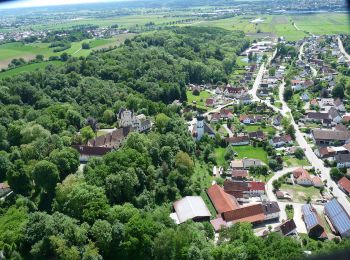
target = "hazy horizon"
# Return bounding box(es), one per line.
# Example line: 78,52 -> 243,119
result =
0,0 -> 128,9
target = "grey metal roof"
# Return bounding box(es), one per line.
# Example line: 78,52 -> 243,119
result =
173,196 -> 211,224
325,199 -> 350,235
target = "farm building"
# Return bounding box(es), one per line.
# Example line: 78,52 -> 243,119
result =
324,199 -> 350,238
171,196 -> 211,224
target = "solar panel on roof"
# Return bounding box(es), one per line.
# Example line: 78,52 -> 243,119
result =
304,213 -> 318,229
325,199 -> 350,236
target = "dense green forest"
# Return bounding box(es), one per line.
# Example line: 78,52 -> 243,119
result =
0,27 -> 349,259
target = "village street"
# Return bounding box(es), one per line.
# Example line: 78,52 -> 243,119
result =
299,42 -> 317,77
338,36 -> 350,62
251,41 -> 350,216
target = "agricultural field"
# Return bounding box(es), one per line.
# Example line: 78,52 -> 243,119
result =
195,13 -> 349,41
0,34 -> 136,69
0,61 -> 63,79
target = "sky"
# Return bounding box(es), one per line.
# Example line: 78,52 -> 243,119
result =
1,0 -> 124,9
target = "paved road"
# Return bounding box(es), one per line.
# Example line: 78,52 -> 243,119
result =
338,36 -> 350,62
252,47 -> 350,215
299,41 -> 317,77
266,167 -> 315,233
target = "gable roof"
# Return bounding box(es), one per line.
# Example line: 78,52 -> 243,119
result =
232,170 -> 249,179
173,196 -> 211,224
302,204 -> 323,231
262,201 -> 280,215
325,199 -> 350,236
279,219 -> 297,236
335,154 -> 350,163
338,177 -> 350,194
207,184 -> 239,214
222,204 -> 265,223
312,129 -> 350,141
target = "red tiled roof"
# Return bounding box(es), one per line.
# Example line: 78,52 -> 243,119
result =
232,170 -> 249,178
207,184 -> 239,214
342,115 -> 350,122
249,181 -> 265,191
223,204 -> 265,223
293,168 -> 309,178
312,176 -> 323,186
297,171 -> 312,182
206,98 -> 214,105
338,177 -> 350,194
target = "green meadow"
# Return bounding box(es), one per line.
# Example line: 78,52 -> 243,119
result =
0,61 -> 64,79
0,34 -> 135,69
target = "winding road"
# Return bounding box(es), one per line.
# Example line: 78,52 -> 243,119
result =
249,43 -> 350,216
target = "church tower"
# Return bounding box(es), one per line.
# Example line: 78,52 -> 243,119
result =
196,115 -> 205,141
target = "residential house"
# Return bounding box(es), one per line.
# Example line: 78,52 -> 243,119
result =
205,98 -> 215,107
338,176 -> 350,195
334,98 -> 346,113
293,168 -> 309,179
239,95 -> 252,104
272,115 -> 283,126
239,115 -> 263,124
262,201 -> 280,220
231,170 -> 249,180
224,86 -> 246,98
312,176 -> 324,188
225,136 -> 250,146
209,112 -> 221,123
291,79 -> 305,91
230,160 -> 244,170
220,108 -> 234,120
248,130 -> 266,141
301,93 -> 310,102
72,145 -> 113,162
328,107 -> 342,124
270,135 -> 293,148
243,158 -> 264,169
324,199 -> 350,238
223,180 -> 265,198
171,196 -> 211,224
302,204 -> 327,239
275,219 -> 297,236
335,154 -> 350,168
296,170 -> 314,186
305,112 -> 330,123
312,129 -> 350,146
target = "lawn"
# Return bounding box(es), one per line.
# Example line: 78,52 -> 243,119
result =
215,147 -> 227,166
281,183 -> 322,203
191,162 -> 214,190
233,145 -> 268,164
285,204 -> 294,220
283,156 -> 310,167
243,124 -> 276,135
186,90 -> 212,110
0,61 -> 63,79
